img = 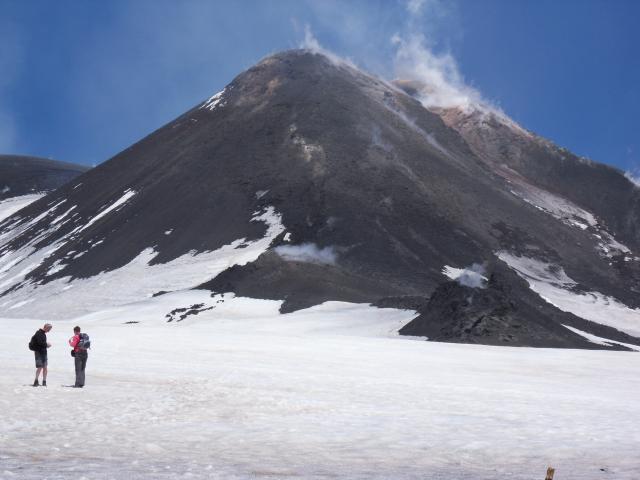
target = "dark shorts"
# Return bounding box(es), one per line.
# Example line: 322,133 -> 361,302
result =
34,351 -> 47,368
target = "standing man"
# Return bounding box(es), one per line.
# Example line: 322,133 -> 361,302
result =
69,326 -> 89,388
30,323 -> 52,387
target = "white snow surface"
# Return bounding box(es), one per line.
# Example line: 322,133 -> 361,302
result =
0,193 -> 44,223
508,179 -> 634,259
562,324 -> 640,351
78,188 -> 136,233
200,88 -> 226,111
509,181 -> 597,229
2,291 -> 640,479
498,252 -> 640,338
0,207 -> 285,319
0,189 -> 141,301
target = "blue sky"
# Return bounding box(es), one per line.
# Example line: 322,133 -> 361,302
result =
0,0 -> 638,175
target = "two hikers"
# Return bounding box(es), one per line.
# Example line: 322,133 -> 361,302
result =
29,323 -> 52,387
68,326 -> 90,388
28,324 -> 90,388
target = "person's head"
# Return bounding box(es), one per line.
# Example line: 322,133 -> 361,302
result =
43,323 -> 52,332
73,326 -> 81,334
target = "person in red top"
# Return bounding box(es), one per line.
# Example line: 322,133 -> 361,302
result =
68,326 -> 89,388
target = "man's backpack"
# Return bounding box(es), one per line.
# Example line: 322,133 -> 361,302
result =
28,334 -> 37,351
78,332 -> 91,349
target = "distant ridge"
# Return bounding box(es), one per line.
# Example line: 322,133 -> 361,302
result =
0,154 -> 89,200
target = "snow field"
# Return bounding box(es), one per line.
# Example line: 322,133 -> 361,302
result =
1,293 -> 639,479
0,194 -> 45,223
0,207 -> 285,318
562,324 -> 640,351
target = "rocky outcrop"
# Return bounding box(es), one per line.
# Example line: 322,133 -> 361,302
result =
400,263 -> 639,350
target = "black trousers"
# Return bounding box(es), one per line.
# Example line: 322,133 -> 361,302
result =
74,352 -> 88,387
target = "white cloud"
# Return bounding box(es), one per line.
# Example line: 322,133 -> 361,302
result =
301,24 -> 322,52
303,0 -> 487,112
457,263 -> 488,288
443,263 -> 488,289
299,24 -> 358,69
275,242 -> 338,265
392,32 -> 483,110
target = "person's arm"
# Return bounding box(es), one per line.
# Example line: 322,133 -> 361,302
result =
69,335 -> 79,349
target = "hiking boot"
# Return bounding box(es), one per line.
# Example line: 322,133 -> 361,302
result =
32,380 -> 39,387
42,380 -> 47,387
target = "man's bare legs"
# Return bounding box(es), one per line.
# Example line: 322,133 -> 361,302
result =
34,366 -> 47,385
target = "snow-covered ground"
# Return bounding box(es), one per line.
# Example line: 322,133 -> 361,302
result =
0,194 -> 44,223
0,205 -> 285,318
2,292 -> 639,479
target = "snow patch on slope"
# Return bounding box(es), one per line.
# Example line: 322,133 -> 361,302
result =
50,205 -> 76,226
200,88 -> 226,111
562,324 -> 640,351
0,189 -> 138,296
0,199 -> 83,293
0,193 -> 44,223
498,251 -> 640,338
0,207 -> 285,319
508,180 -> 634,259
78,189 -> 136,233
509,184 -> 597,229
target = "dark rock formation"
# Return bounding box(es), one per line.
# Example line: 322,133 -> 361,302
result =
399,263 -> 638,350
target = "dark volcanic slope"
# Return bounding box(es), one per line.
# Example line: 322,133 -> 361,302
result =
437,107 -> 640,254
1,50 -> 639,349
399,261 -> 638,350
3,51 -> 502,290
0,155 -> 89,200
